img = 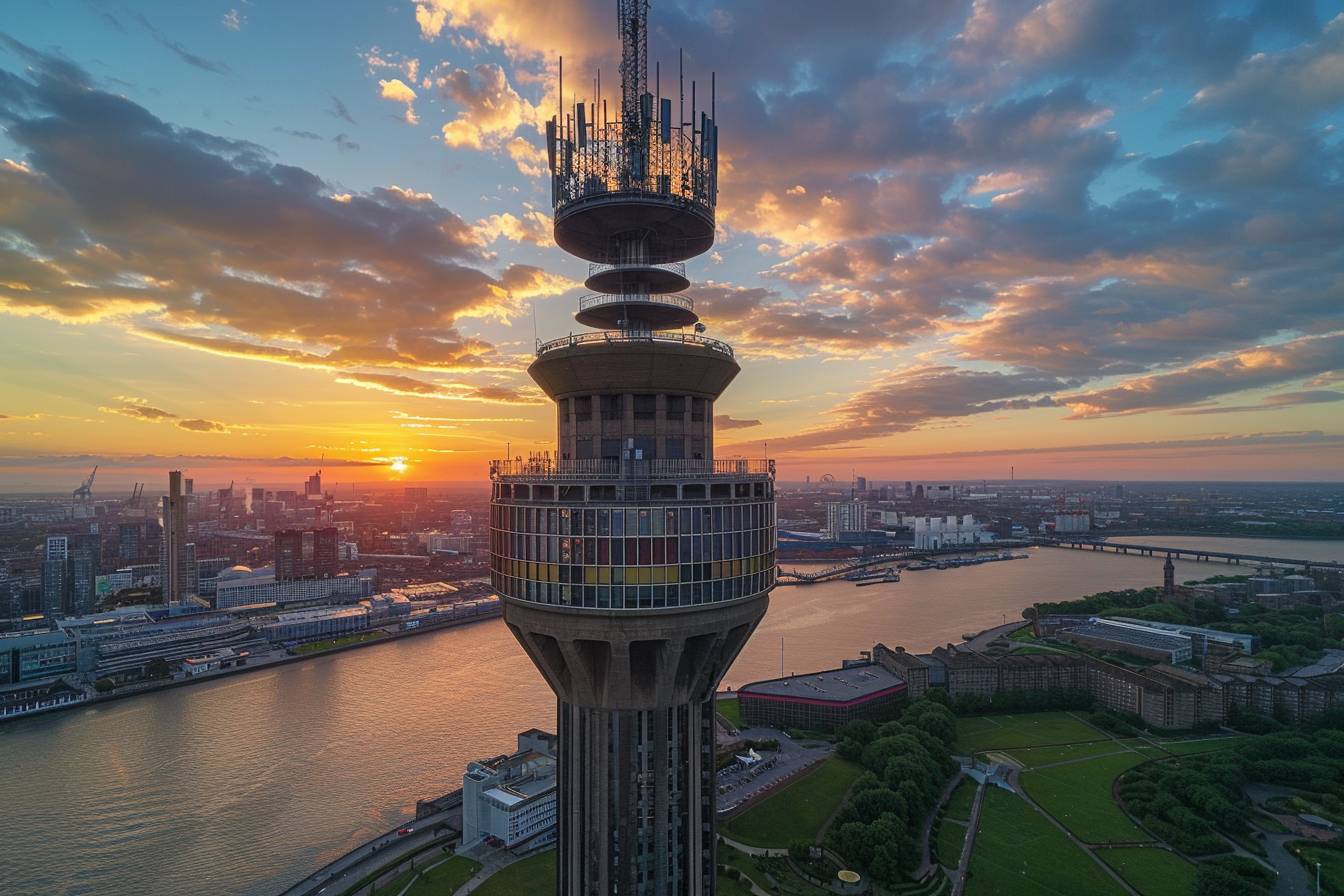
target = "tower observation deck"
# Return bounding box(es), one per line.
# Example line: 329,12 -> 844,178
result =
489,2 -> 775,894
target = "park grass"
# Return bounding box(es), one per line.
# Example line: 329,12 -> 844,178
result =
472,850 -> 556,896
721,757 -> 864,848
965,787 -> 1127,896
1151,735 -> 1250,755
1021,753 -> 1152,844
955,712 -> 1106,754
715,873 -> 756,896
716,695 -> 744,729
1288,840 -> 1344,895
291,630 -> 388,654
1095,847 -> 1198,896
403,854 -> 483,895
1003,739 -> 1132,769
944,778 -> 978,822
935,820 -> 968,867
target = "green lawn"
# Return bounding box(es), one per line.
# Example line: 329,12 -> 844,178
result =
1021,753 -> 1151,844
716,873 -> 756,896
721,757 -> 864,847
944,777 -> 978,822
716,695 -> 744,729
403,854 -> 483,895
956,712 -> 1106,754
1289,841 -> 1344,896
1096,847 -> 1198,896
1151,736 -> 1250,755
292,630 -> 388,654
936,820 -> 968,867
966,787 -> 1127,896
1002,740 -> 1132,769
472,851 -> 556,896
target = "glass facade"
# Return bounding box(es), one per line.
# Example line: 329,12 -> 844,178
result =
491,496 -> 776,610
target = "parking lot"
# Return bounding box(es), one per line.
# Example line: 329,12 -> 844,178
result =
716,726 -> 832,814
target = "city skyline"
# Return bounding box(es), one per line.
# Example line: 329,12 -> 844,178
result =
4,1 -> 1344,490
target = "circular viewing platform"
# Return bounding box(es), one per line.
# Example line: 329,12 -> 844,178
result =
535,330 -> 733,358
554,192 -> 715,264
575,293 -> 697,330
585,261 -> 689,295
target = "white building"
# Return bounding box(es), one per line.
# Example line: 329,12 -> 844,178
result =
825,502 -> 868,541
1054,512 -> 1092,534
461,729 -> 558,849
911,515 -> 992,550
213,566 -> 377,609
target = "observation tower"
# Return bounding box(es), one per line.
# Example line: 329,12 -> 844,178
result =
488,2 -> 776,893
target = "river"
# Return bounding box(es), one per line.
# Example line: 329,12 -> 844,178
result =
2,536 -> 1339,896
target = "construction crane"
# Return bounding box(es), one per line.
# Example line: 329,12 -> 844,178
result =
123,482 -> 143,509
73,465 -> 97,506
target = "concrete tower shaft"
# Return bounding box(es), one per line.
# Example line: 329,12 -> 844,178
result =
493,3 -> 771,894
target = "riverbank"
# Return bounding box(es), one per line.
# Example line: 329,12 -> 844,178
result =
0,604 -> 503,725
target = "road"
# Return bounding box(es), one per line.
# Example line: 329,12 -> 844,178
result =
716,727 -> 831,815
276,805 -> 459,896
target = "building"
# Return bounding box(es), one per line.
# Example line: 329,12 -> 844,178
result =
1054,512 -> 1091,533
304,471 -> 322,498
274,528 -> 340,581
1058,620 -> 1194,663
737,664 -> 906,730
40,536 -> 69,618
826,502 -> 868,541
1107,616 -> 1258,657
873,644 -> 930,698
911,515 -> 992,550
489,9 -> 773,892
0,629 -> 77,685
160,471 -> 193,604
260,605 -> 369,642
461,729 -> 559,849
213,566 -> 376,609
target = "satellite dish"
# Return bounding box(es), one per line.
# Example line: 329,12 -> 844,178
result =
694,322 -> 706,334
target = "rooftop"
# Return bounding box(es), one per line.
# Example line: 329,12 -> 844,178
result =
739,663 -> 906,703
1064,621 -> 1190,654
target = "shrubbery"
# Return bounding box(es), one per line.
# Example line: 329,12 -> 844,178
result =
826,697 -> 958,886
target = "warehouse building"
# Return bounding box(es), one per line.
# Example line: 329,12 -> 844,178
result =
737,664 -> 906,730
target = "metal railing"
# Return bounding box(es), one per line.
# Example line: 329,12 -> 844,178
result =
490,458 -> 773,480
588,260 -> 686,279
551,121 -> 716,215
578,293 -> 694,313
536,331 -> 733,358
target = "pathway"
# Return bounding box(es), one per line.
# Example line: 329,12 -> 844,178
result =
949,779 -> 985,896
916,772 -> 967,878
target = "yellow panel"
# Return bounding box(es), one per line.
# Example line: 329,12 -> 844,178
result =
585,566 -> 598,584
598,566 -> 611,584
665,565 -> 679,583
652,566 -> 665,583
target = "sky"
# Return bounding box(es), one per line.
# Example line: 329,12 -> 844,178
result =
0,0 -> 1342,491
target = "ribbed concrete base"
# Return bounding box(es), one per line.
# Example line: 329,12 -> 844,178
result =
503,594 -> 769,895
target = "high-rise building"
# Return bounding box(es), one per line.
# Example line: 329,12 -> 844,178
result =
490,5 -> 774,892
304,471 -> 322,498
274,528 -> 339,581
68,533 -> 100,616
160,471 -> 192,604
826,502 -> 868,541
41,536 -> 69,618
855,475 -> 867,494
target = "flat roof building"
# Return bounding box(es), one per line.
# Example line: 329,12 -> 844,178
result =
462,729 -> 558,849
738,664 -> 906,731
1107,616 -> 1258,656
1059,620 -> 1194,664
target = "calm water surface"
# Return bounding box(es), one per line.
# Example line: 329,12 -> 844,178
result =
3,536 -> 1340,896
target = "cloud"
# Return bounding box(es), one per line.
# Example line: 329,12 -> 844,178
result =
336,373 -> 544,404
132,14 -> 231,74
714,415 -> 762,430
433,62 -> 539,149
333,133 -> 360,152
1060,333 -> 1344,417
326,95 -> 356,124
378,78 -> 420,124
474,211 -> 550,245
1173,390 -> 1344,415
1185,12 -> 1344,124
222,9 -> 244,32
101,403 -> 178,421
177,418 -> 229,432
0,43 -> 562,403
738,367 -> 1066,452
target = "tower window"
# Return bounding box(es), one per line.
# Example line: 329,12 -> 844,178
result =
665,395 -> 685,420
634,394 -> 657,420
601,394 -> 624,420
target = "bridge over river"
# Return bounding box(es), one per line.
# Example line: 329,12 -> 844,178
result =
1040,538 -> 1344,571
